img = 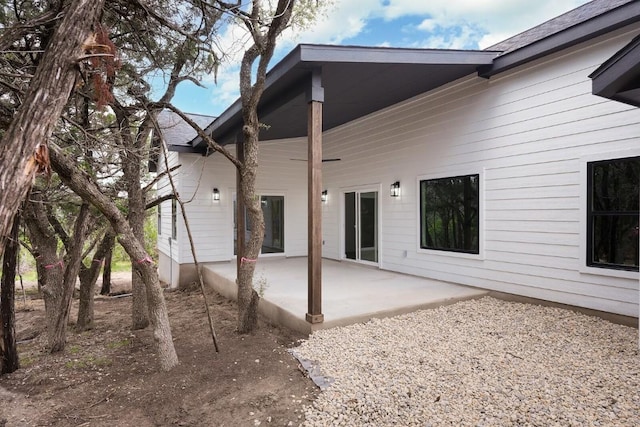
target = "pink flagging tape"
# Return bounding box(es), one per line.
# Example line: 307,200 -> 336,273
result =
136,255 -> 154,265
44,260 -> 64,269
241,257 -> 257,264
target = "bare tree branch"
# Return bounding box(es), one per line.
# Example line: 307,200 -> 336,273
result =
153,102 -> 242,169
145,193 -> 174,210
143,164 -> 181,193
0,9 -> 61,52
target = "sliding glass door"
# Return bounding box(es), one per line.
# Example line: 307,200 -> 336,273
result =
344,190 -> 378,263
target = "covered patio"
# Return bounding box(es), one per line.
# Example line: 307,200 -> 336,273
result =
183,45 -> 498,326
201,257 -> 488,333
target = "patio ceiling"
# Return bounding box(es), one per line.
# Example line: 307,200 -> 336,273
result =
190,44 -> 499,151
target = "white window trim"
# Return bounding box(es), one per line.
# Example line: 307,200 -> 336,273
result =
578,149 -> 640,280
416,169 -> 485,261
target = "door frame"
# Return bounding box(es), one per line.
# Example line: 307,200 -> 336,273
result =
340,184 -> 381,267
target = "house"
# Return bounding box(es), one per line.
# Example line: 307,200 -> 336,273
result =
156,0 -> 640,324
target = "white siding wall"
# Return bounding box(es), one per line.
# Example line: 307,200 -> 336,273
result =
175,150 -> 236,263
319,25 -> 640,317
254,138 -> 308,257
160,25 -> 640,316
158,139 -> 308,265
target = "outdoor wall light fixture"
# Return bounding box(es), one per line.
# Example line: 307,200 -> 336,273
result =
390,181 -> 401,197
321,190 -> 328,202
212,188 -> 220,201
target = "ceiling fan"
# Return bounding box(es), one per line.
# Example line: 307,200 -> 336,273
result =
289,158 -> 342,162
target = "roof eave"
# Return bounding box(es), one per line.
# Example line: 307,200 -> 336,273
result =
590,33 -> 640,107
190,46 -> 498,151
190,45 -> 306,149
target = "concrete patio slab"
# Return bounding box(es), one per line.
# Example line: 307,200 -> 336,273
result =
202,257 -> 488,334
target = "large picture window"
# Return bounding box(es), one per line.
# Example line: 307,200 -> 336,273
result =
587,156 -> 639,271
420,174 -> 479,254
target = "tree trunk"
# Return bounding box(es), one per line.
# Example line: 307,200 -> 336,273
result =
237,162 -> 263,333
0,0 -> 106,260
233,0 -> 295,333
100,246 -> 113,295
110,100 -> 152,330
1,214 -> 21,375
49,203 -> 91,352
124,156 -> 150,330
49,144 -> 178,370
77,230 -> 115,330
24,195 -> 65,351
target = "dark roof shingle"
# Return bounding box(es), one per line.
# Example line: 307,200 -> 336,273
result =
487,0 -> 635,54
158,110 -> 215,147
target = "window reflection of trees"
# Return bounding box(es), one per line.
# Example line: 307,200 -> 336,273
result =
589,157 -> 639,270
421,174 -> 479,254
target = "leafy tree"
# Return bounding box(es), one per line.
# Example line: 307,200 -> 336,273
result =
0,0 -> 183,369
96,0 -> 221,330
0,0 -> 106,259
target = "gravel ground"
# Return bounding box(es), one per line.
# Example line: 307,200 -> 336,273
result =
293,297 -> 640,426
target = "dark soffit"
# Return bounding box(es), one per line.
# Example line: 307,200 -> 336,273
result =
190,45 -> 499,151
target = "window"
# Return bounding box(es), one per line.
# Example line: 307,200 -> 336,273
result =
587,156 -> 639,271
157,203 -> 162,235
260,196 -> 285,254
420,174 -> 479,254
171,198 -> 177,240
234,194 -> 285,255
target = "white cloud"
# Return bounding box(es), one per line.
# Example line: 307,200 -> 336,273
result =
384,0 -> 590,49
280,0 -> 380,47
300,0 -> 590,49
479,32 -> 513,50
417,18 -> 437,32
205,0 -> 379,114
212,69 -> 241,107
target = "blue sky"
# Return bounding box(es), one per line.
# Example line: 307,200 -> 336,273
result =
170,0 -> 591,116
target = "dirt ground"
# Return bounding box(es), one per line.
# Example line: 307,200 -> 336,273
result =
0,273 -> 318,426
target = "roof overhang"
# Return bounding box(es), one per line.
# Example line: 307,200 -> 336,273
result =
189,44 -> 498,151
589,33 -> 640,107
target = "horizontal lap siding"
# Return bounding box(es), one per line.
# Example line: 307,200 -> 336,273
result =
173,139 -> 307,263
321,25 -> 640,316
177,152 -> 235,263
255,139 -> 308,257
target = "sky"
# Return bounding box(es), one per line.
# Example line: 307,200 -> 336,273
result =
169,0 -> 592,116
